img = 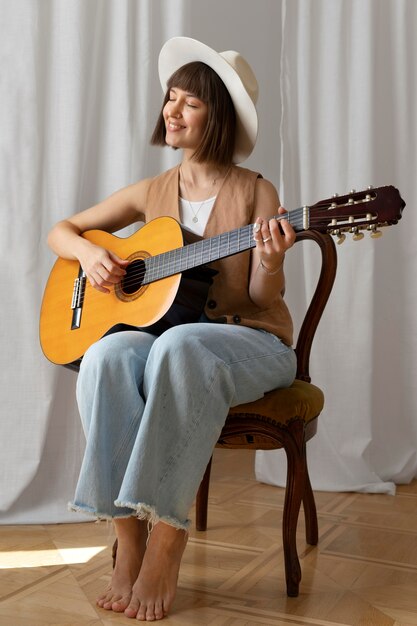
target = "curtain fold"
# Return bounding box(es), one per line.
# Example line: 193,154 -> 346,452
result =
256,0 -> 417,494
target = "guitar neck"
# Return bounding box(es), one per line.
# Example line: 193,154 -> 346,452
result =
143,207 -> 308,285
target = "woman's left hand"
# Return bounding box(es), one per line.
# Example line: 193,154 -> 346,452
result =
253,206 -> 296,273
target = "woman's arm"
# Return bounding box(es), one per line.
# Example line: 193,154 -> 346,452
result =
47,179 -> 150,293
248,178 -> 296,308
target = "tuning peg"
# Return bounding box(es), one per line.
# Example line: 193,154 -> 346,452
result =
370,228 -> 382,239
352,230 -> 364,241
336,233 -> 346,245
348,218 -> 363,241
350,223 -> 364,240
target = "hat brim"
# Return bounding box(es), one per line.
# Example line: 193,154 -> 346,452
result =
158,37 -> 258,163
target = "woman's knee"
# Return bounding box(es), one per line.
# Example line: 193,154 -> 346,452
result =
80,333 -> 122,374
150,325 -> 205,363
79,331 -> 153,381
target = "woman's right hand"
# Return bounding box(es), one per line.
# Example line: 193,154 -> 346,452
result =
78,242 -> 129,293
47,180 -> 149,292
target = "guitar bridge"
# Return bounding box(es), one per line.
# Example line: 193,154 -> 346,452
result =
71,268 -> 86,329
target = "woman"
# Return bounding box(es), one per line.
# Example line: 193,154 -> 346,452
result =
47,37 -> 297,621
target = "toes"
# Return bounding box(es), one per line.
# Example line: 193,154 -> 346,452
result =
96,592 -> 113,608
136,602 -> 150,621
132,600 -> 158,621
112,594 -> 131,613
124,597 -> 140,619
102,593 -> 122,611
127,596 -> 169,620
96,591 -> 108,606
140,601 -> 164,621
97,590 -> 131,612
154,600 -> 164,620
102,600 -> 113,611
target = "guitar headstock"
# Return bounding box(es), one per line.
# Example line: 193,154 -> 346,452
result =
308,186 -> 405,243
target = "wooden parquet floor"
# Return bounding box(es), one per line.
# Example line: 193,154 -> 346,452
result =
1,449 -> 417,626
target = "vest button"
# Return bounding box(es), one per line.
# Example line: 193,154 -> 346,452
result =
233,314 -> 241,324
207,300 -> 217,309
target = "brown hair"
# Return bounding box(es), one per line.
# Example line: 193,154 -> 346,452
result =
150,61 -> 236,167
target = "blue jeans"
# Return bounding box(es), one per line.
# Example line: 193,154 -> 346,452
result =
69,322 -> 296,530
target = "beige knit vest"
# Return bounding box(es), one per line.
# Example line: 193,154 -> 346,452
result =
145,165 -> 293,345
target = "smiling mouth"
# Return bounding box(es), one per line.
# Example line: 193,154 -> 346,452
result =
167,121 -> 184,131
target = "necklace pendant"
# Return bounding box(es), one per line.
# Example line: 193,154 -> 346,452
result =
192,216 -> 199,223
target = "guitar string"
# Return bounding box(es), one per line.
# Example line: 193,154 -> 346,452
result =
54,209 -> 371,308
112,210 -> 369,290
117,209 -> 312,289
63,213 -> 368,309
57,224 -> 261,308
75,214 -> 303,301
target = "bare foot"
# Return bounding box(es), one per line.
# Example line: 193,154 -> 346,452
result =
96,517 -> 148,612
123,521 -> 188,621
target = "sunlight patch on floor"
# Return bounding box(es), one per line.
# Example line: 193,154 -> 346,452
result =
0,545 -> 106,568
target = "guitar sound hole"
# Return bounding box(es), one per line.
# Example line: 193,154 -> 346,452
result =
121,259 -> 145,294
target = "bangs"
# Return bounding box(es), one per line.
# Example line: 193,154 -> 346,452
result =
167,62 -> 216,102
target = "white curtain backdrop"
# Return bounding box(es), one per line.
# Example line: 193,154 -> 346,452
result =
256,0 -> 417,495
0,0 -> 415,524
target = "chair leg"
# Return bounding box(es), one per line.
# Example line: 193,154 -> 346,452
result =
303,461 -> 318,545
282,420 -> 307,597
195,456 -> 213,531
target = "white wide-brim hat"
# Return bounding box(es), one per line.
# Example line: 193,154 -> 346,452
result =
158,36 -> 258,164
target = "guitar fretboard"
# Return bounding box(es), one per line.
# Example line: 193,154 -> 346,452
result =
142,208 -> 307,284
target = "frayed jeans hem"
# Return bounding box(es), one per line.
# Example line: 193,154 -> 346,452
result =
114,499 -> 190,531
67,501 -> 133,521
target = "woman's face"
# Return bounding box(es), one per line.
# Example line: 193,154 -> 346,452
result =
163,87 -> 208,153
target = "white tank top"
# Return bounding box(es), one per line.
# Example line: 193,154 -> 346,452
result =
179,196 -> 216,236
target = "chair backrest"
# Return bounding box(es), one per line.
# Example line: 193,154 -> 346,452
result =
293,231 -> 337,383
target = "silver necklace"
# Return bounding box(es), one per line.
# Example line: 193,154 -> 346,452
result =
180,166 -> 217,223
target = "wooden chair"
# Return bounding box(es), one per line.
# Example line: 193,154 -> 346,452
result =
194,230 -> 337,597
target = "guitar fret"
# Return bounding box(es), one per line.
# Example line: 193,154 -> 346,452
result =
186,243 -> 193,270
195,240 -> 204,267
161,251 -> 168,277
190,242 -> 197,269
219,232 -> 227,258
229,229 -> 238,254
202,238 -> 210,264
148,256 -> 157,282
173,248 -> 181,275
215,234 -> 221,259
167,249 -> 175,275
187,242 -> 195,270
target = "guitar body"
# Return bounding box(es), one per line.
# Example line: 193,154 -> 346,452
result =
40,217 -> 214,365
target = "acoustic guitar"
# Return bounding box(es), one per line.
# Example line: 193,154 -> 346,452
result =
40,185 -> 404,366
